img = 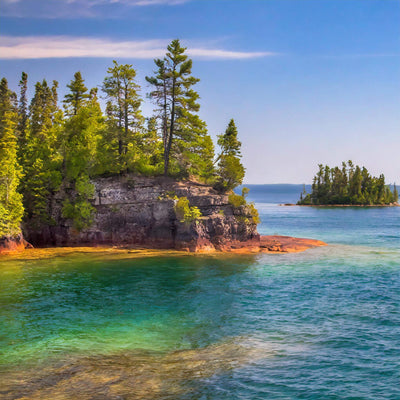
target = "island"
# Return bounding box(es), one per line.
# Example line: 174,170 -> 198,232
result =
297,161 -> 399,206
0,40 -> 325,255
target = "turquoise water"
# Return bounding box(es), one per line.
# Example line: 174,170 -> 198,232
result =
1,184 -> 399,399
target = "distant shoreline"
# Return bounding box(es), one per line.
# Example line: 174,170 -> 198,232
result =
281,203 -> 400,208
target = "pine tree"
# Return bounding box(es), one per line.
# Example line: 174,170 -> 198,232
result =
17,72 -> 28,154
63,71 -> 89,116
22,80 -> 63,227
215,119 -> 245,191
0,78 -> 24,237
393,183 -> 398,203
62,84 -> 105,231
146,39 -> 213,177
216,119 -> 241,160
102,61 -> 143,171
146,59 -> 169,166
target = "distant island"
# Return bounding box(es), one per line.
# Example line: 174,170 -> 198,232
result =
297,161 -> 399,206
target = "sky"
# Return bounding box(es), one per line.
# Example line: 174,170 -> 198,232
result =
0,0 -> 399,184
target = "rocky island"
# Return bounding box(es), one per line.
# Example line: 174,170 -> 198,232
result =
0,40 -> 325,255
1,175 -> 326,254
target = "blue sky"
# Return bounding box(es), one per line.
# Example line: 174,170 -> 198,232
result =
0,0 -> 399,183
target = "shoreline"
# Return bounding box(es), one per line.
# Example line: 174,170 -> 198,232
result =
281,203 -> 399,208
0,235 -> 327,258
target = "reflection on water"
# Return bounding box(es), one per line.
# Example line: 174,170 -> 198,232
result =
0,336 -> 276,400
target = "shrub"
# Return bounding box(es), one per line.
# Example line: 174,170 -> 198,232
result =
228,192 -> 246,208
247,202 -> 260,224
228,189 -> 260,225
174,197 -> 202,224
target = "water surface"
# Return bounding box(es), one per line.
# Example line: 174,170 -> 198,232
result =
1,184 -> 399,399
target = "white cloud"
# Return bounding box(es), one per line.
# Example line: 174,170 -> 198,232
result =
0,36 -> 275,60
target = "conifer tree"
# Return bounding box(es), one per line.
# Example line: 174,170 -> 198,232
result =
146,59 -> 169,163
215,119 -> 245,191
0,78 -> 24,236
102,61 -> 143,171
63,71 -> 89,116
146,39 -> 214,177
298,162 -> 397,205
17,72 -> 28,153
393,184 -> 398,203
62,83 -> 105,231
22,80 -> 63,227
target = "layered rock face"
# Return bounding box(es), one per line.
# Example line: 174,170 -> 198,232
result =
24,176 -> 259,252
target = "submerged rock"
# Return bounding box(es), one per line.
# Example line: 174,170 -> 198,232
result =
0,336 -> 277,400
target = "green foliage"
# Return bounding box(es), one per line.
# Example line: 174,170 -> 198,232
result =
63,71 -> 89,116
393,184 -> 399,203
146,40 -> 215,178
241,187 -> 250,199
174,196 -> 202,223
247,202 -> 260,224
299,161 -> 398,205
22,79 -> 62,226
215,155 -> 245,192
63,88 -> 104,180
2,44 -> 251,236
228,188 -> 260,225
228,192 -> 247,208
215,120 -> 245,192
62,174 -> 95,231
158,191 -> 178,201
0,79 -> 24,236
102,61 -> 144,171
217,119 -> 241,157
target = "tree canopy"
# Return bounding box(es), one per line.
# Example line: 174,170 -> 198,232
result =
298,161 -> 398,206
0,40 -> 247,236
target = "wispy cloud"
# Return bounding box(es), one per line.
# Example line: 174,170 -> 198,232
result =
0,0 -> 190,18
320,53 -> 400,59
0,36 -> 275,60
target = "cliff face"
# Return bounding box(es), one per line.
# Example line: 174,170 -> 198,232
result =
24,175 -> 259,252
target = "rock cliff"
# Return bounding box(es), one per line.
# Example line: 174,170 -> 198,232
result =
24,175 -> 260,252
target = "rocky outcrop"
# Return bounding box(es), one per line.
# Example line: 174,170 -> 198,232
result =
22,175 -> 326,253
0,233 -> 32,254
24,176 -> 259,251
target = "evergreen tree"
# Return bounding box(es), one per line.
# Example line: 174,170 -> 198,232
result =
146,39 -> 214,177
62,85 -> 105,231
22,80 -> 62,227
17,72 -> 28,153
216,119 -> 241,159
393,184 -> 398,203
0,78 -> 24,236
298,162 -> 397,206
102,61 -> 143,171
146,59 -> 169,165
63,72 -> 89,116
215,119 -> 245,191
130,117 -> 163,175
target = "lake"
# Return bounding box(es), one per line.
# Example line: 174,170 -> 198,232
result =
0,184 -> 399,399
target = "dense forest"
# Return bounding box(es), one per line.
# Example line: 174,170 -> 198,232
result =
298,161 -> 398,206
0,40 -> 245,237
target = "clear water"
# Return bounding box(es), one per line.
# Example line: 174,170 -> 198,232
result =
0,184 -> 399,399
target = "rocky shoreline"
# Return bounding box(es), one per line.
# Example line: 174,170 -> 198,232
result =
0,176 -> 326,255
0,235 -> 326,256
